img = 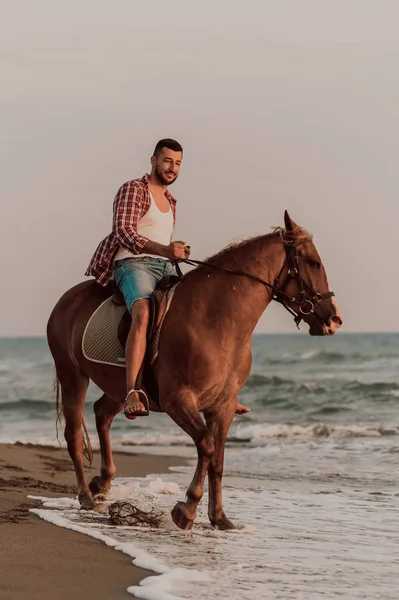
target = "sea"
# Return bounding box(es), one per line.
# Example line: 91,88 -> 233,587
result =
2,333 -> 399,599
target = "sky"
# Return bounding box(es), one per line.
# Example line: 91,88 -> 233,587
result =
1,0 -> 399,336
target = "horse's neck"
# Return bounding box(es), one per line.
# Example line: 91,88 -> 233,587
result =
215,236 -> 286,333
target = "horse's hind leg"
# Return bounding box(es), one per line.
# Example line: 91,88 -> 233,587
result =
205,402 -> 237,530
59,372 -> 94,509
164,390 -> 215,530
89,394 -> 123,499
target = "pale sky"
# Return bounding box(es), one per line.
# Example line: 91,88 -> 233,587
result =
1,0 -> 398,336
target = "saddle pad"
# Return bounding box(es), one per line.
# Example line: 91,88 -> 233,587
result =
82,285 -> 178,368
82,298 -> 127,367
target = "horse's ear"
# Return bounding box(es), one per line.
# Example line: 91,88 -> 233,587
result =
284,210 -> 299,232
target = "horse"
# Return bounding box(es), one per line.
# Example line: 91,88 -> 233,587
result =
47,211 -> 342,530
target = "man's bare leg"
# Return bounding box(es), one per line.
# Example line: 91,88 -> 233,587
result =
124,299 -> 150,418
124,299 -> 249,417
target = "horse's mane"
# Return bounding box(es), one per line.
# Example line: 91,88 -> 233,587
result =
272,225 -> 313,245
194,225 -> 313,267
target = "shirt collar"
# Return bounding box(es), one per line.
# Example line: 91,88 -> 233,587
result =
141,173 -> 176,203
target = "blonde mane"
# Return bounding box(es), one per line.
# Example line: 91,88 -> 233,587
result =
271,225 -> 313,244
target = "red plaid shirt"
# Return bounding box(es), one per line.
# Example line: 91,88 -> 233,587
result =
85,174 -> 177,286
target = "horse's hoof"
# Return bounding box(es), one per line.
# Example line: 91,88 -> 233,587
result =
89,476 -> 110,498
171,502 -> 194,530
78,491 -> 95,510
209,513 -> 237,530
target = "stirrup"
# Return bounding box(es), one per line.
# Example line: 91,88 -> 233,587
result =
124,388 -> 150,418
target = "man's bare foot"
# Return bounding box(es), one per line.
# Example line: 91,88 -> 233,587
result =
124,389 -> 149,419
236,402 -> 250,415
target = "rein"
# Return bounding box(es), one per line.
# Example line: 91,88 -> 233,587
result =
177,240 -> 334,329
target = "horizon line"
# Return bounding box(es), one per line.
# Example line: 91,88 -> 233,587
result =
1,330 -> 399,340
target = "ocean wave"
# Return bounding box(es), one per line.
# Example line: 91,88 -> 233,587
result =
244,374 -> 399,398
266,349 -> 399,366
230,422 -> 399,442
245,374 -> 327,393
245,374 -> 293,388
0,398 -> 54,412
344,381 -> 399,393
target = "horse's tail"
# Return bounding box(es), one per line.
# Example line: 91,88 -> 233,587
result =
53,373 -> 63,445
81,418 -> 93,466
53,371 -> 93,466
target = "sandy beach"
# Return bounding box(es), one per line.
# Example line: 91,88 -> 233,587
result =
0,442 -> 186,599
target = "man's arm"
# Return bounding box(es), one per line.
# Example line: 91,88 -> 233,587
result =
113,181 -> 149,255
113,182 -> 189,260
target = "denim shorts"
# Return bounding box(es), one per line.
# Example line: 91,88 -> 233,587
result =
114,257 -> 177,312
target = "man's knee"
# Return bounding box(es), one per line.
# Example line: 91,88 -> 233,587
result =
130,299 -> 150,330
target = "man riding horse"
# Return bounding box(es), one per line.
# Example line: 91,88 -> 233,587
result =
85,138 -> 250,419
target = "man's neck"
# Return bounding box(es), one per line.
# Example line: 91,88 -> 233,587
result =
148,173 -> 167,193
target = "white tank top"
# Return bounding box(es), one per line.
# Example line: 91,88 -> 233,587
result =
114,192 -> 174,261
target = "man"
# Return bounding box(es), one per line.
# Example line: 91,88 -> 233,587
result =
86,138 -> 249,418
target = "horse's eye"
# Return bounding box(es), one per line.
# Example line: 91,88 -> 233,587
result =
310,260 -> 320,269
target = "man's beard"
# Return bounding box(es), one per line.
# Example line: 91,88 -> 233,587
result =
154,166 -> 178,186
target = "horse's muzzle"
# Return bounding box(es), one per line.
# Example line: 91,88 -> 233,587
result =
325,315 -> 343,335
308,314 -> 343,336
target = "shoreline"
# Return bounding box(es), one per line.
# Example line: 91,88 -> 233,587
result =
0,442 -> 188,599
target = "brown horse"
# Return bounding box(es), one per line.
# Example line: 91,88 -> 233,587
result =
47,212 -> 342,530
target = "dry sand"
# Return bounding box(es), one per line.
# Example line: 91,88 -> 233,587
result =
0,443 -> 186,599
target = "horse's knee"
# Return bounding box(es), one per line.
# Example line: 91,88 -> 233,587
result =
198,433 -> 215,461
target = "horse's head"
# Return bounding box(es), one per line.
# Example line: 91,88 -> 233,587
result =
275,211 -> 342,336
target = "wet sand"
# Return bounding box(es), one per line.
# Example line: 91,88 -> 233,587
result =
0,442 -> 186,599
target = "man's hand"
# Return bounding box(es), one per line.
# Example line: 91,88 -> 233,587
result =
167,241 -> 191,260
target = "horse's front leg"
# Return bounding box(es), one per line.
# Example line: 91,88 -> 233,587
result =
163,389 -> 215,530
89,394 -> 123,499
205,401 -> 237,530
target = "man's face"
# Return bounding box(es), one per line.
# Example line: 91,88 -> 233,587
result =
152,148 -> 182,186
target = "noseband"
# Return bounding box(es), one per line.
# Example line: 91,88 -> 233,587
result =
179,238 -> 335,329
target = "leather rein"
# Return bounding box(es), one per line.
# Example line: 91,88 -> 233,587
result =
178,239 -> 334,329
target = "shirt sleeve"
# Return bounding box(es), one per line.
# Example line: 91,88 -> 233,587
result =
112,181 -> 149,254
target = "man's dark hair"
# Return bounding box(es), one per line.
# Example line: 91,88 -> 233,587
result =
153,138 -> 183,158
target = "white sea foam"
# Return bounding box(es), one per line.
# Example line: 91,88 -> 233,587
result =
30,478 -> 211,600
120,432 -> 192,447
128,569 -> 210,600
299,349 -> 320,360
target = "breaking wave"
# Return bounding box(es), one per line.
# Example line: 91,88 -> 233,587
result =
230,422 -> 399,442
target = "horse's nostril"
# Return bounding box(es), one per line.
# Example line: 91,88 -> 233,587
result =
330,315 -> 342,326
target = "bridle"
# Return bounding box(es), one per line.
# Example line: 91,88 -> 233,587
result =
270,238 -> 335,328
178,236 -> 335,329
